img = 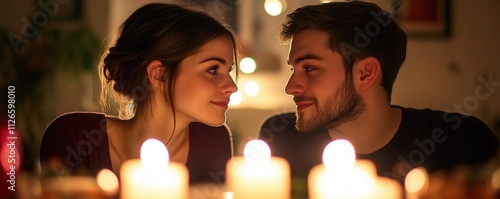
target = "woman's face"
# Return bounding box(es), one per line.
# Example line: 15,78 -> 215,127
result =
173,36 -> 237,126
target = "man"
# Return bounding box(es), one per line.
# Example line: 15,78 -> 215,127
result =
259,1 -> 499,197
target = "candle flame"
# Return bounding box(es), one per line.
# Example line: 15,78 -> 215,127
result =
243,139 -> 271,164
140,139 -> 169,169
97,169 -> 119,195
223,192 -> 234,199
405,167 -> 428,193
322,139 -> 355,173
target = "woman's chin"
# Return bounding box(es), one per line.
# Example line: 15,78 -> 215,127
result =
204,118 -> 226,127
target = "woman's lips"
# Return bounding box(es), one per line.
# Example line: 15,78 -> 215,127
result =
212,101 -> 229,109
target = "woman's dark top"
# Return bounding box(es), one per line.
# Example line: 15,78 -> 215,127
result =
40,112 -> 232,184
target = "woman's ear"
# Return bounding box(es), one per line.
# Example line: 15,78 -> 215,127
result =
146,60 -> 165,90
354,56 -> 381,90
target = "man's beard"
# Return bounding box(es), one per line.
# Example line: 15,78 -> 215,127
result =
295,77 -> 366,133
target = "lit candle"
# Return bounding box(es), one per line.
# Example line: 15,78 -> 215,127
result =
309,139 -> 402,199
405,167 -> 429,199
226,139 -> 291,199
120,139 -> 188,199
96,169 -> 119,197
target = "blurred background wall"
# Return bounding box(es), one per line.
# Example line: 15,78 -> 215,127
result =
1,0 -> 499,178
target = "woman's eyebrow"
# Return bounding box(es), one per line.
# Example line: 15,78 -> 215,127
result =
198,57 -> 227,65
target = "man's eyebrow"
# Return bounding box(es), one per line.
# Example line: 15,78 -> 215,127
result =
288,54 -> 323,65
198,57 -> 227,65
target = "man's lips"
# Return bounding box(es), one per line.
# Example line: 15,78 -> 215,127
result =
211,100 -> 229,109
296,102 -> 314,111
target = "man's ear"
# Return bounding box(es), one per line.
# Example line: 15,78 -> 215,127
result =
146,60 -> 165,90
354,56 -> 381,90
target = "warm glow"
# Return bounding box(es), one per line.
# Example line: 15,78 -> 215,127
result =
226,139 -> 291,199
224,192 -> 234,199
264,0 -> 282,16
492,167 -> 500,190
121,139 -> 188,199
240,57 -> 256,74
229,90 -> 243,105
140,139 -> 169,169
310,139 -> 401,199
1,128 -> 21,173
322,139 -> 356,173
97,169 -> 119,195
244,81 -> 260,96
405,167 -> 428,193
244,139 -> 271,164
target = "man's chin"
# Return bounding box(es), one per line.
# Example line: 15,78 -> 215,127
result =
296,119 -> 321,134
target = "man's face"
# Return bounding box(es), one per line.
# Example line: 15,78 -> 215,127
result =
285,29 -> 365,133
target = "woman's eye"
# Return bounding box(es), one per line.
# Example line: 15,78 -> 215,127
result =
208,67 -> 218,75
229,65 -> 235,72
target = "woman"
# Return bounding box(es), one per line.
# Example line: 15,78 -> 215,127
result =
40,3 -> 238,184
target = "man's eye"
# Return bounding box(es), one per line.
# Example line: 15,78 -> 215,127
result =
305,66 -> 315,72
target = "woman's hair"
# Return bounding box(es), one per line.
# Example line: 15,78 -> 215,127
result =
280,1 -> 407,102
99,3 -> 239,119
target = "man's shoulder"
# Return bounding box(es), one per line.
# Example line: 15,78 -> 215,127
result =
392,106 -> 499,173
398,106 -> 490,131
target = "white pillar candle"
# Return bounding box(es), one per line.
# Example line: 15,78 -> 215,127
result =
120,139 -> 188,199
309,139 -> 402,199
226,139 -> 291,199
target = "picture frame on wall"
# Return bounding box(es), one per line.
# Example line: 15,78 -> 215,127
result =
392,0 -> 451,38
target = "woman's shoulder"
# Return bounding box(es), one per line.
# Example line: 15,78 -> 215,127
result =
40,112 -> 111,176
50,111 -> 104,122
44,112 -> 107,137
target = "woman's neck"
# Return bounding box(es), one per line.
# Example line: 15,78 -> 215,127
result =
126,110 -> 191,157
107,109 -> 192,173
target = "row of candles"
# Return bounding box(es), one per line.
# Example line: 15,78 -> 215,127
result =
43,139 -> 500,199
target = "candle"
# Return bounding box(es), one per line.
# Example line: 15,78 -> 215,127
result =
226,139 -> 291,199
404,167 -> 429,199
96,169 -> 119,197
309,139 -> 402,199
120,139 -> 188,199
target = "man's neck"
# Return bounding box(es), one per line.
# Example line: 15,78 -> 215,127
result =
327,105 -> 402,154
